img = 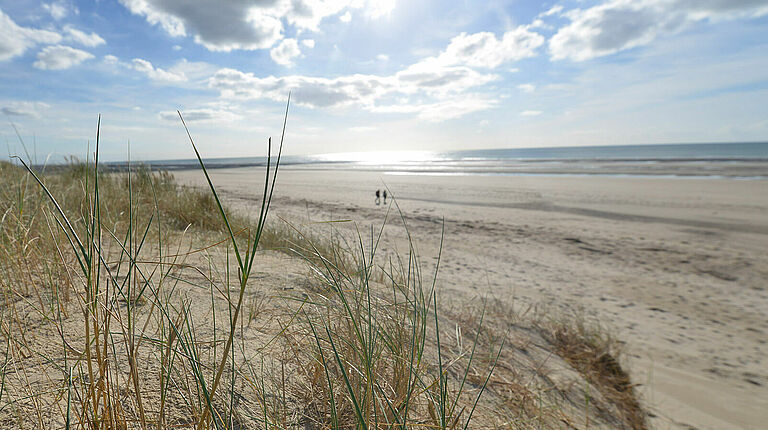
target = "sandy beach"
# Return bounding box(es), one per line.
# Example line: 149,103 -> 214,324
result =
175,167 -> 768,430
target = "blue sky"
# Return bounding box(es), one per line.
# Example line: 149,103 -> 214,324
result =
1,0 -> 768,161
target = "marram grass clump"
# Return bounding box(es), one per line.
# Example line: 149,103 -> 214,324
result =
0,112 -> 501,429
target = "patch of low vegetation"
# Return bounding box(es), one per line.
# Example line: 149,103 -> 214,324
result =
0,115 -> 646,429
537,310 -> 646,429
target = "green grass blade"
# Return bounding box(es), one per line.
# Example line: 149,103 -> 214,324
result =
177,110 -> 244,270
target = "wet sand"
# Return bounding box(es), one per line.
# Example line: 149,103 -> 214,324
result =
175,167 -> 768,429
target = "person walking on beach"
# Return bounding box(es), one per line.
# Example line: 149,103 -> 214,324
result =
383,190 -> 387,205
375,189 -> 381,205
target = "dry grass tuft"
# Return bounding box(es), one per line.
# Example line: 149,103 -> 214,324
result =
541,312 -> 647,429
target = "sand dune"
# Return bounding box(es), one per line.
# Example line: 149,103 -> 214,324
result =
175,168 -> 768,430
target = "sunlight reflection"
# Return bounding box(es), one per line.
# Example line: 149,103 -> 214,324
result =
314,150 -> 438,165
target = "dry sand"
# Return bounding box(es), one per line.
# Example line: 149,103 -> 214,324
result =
175,167 -> 768,430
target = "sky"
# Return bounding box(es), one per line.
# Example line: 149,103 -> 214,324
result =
1,0 -> 768,161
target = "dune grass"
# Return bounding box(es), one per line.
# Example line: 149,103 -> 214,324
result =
0,105 -> 649,429
538,310 -> 645,429
0,113 -> 506,429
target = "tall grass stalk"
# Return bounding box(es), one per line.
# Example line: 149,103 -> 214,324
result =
178,94 -> 289,429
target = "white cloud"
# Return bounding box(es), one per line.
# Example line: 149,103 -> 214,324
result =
372,97 -> 497,122
528,19 -> 551,30
517,83 -> 535,93
302,39 -> 315,48
270,38 -> 301,66
167,58 -> 217,80
208,24 -> 516,121
209,56 -> 497,121
540,5 -> 563,17
339,10 -> 352,22
0,101 -> 51,118
64,26 -> 106,47
160,107 -> 241,122
210,60 -> 496,107
366,0 -> 396,18
285,0 -> 351,30
104,55 -> 209,83
33,45 -> 93,70
197,21 -> 547,121
395,60 -> 498,96
209,68 -> 393,108
131,58 -> 187,82
118,0 -> 395,52
0,9 -> 62,61
432,27 -> 544,68
172,44 -> 182,50
550,0 -> 768,61
42,1 -> 76,20
520,110 -> 542,116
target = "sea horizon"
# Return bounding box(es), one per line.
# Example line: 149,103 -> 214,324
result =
85,141 -> 768,179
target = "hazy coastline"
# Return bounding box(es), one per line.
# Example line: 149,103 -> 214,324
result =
95,142 -> 768,179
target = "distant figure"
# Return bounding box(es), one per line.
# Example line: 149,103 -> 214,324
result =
375,189 -> 381,205
382,190 -> 387,205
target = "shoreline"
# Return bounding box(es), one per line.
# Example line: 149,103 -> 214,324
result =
90,161 -> 768,180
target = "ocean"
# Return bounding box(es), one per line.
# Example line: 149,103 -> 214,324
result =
125,142 -> 768,179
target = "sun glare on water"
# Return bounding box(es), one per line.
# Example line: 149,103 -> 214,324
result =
314,150 -> 438,165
